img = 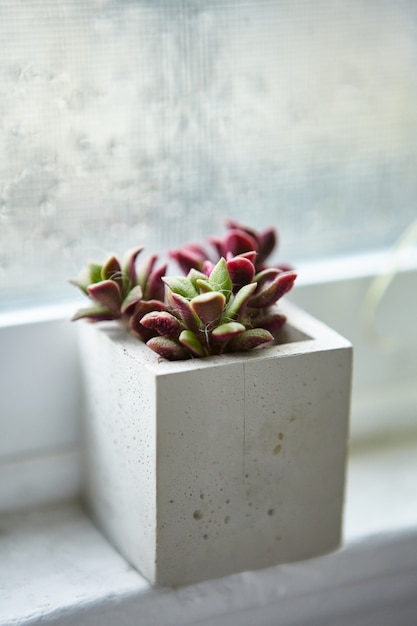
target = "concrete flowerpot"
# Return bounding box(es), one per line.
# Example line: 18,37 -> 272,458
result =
78,301 -> 352,587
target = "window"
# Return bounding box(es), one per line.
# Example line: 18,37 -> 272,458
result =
1,0 -> 417,310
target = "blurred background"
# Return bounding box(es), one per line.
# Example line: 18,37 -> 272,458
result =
1,0 -> 417,310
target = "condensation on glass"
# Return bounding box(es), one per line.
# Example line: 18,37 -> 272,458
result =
1,1 -> 417,308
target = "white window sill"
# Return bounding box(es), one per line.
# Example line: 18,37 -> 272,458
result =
1,436 -> 417,626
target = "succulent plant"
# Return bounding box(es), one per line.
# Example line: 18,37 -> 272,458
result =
69,247 -> 167,335
169,220 -> 290,275
70,221 -> 297,360
210,219 -> 277,270
141,256 -> 296,360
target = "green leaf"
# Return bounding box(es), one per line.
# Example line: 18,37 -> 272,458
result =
211,322 -> 246,342
68,262 -> 102,294
208,258 -> 233,299
122,246 -> 144,290
163,276 -> 198,299
89,262 -> 103,285
223,282 -> 257,321
188,268 -> 209,291
195,278 -> 213,294
101,255 -> 122,284
71,305 -> 117,322
179,330 -> 206,357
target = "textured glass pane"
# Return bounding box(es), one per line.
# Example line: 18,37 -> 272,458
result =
1,1 -> 417,309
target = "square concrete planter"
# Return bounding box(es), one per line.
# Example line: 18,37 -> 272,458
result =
78,301 -> 352,587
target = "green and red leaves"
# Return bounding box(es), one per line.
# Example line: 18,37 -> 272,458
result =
178,330 -> 206,358
69,248 -> 166,324
226,255 -> 255,292
70,220 -> 297,360
146,337 -> 190,360
206,257 -> 233,297
87,280 -> 122,315
122,246 -> 144,289
228,328 -> 274,352
191,292 -> 226,326
223,283 -> 257,321
140,311 -> 183,339
147,255 -> 294,359
249,270 -> 297,309
69,262 -> 102,295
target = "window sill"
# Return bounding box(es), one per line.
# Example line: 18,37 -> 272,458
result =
2,435 -> 417,626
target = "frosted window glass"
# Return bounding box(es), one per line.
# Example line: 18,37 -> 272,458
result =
1,1 -> 417,309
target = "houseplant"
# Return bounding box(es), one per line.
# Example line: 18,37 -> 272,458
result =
71,221 -> 352,587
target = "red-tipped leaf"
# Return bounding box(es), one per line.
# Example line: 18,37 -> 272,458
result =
135,254 -> 157,292
145,262 -> 167,301
129,299 -> 166,341
249,271 -> 297,308
71,305 -> 118,322
147,337 -> 190,360
251,311 -> 287,335
221,228 -> 258,257
120,285 -> 143,315
257,227 -> 277,264
140,311 -> 183,339
211,321 -> 246,343
122,246 -> 144,288
169,246 -> 206,273
226,255 -> 255,291
191,292 -> 226,326
202,260 -> 215,277
235,250 -> 257,265
101,255 -> 123,291
228,328 -> 274,352
87,280 -> 121,314
169,292 -> 201,333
